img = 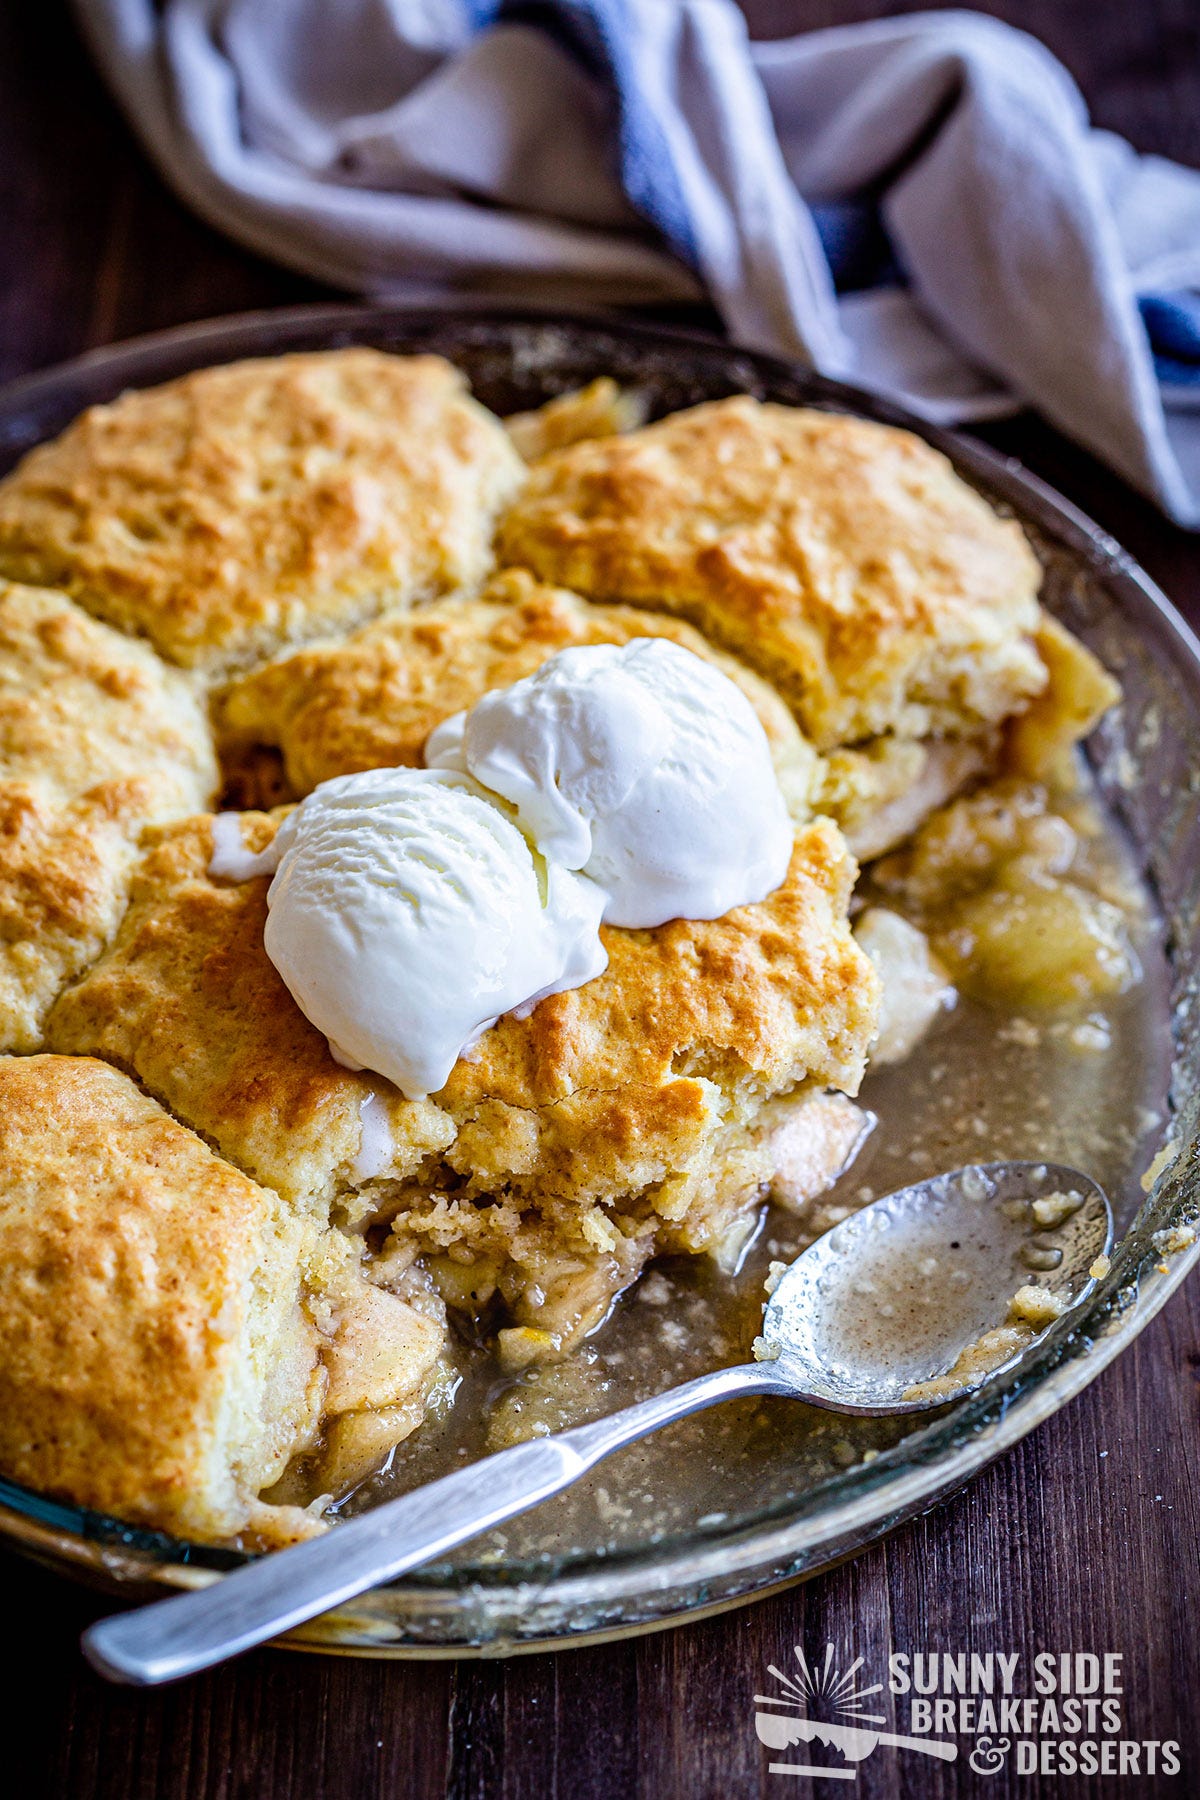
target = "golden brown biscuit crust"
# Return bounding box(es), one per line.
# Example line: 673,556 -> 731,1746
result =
0,351 -> 525,672
440,817 -> 873,1118
0,579 -> 215,805
0,582 -> 217,1048
0,780 -> 154,1051
497,396 -> 1047,751
0,1055 -> 322,1541
45,813 -> 454,1211
216,567 -> 817,814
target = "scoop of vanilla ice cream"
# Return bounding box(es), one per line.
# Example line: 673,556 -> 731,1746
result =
426,638 -> 794,928
260,767 -> 607,1098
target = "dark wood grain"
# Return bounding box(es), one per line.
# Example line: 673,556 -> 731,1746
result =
2,3 -> 1199,1796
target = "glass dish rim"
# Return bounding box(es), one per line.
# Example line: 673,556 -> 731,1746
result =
0,302 -> 1196,1646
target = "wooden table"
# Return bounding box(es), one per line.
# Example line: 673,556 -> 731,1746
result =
3,4 -> 1198,1795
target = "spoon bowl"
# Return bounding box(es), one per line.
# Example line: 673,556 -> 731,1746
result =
760,1160 -> 1113,1412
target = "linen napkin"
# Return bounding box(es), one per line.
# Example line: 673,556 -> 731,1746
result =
77,0 -> 1200,524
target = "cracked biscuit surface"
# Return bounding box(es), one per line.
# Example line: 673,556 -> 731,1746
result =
46,812 -> 455,1215
0,580 -> 216,1047
1,781 -> 173,1054
496,396 -> 1048,753
0,578 -> 214,803
0,350 -> 525,672
0,1054 -> 324,1542
216,566 -> 818,817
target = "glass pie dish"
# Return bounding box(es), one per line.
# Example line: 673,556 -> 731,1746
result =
0,304 -> 1196,1656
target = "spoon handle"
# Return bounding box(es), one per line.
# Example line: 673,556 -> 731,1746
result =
83,1360 -> 788,1685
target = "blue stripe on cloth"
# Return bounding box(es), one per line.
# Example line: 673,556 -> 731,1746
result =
495,0 -> 700,266
1141,292 -> 1200,385
808,200 -> 902,293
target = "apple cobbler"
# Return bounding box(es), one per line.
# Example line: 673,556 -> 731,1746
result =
0,350 -> 1135,1545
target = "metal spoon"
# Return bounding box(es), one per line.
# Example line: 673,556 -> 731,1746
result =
83,1160 -> 1111,1685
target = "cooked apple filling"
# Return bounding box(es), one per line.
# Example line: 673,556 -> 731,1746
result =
869,780 -> 1139,1009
